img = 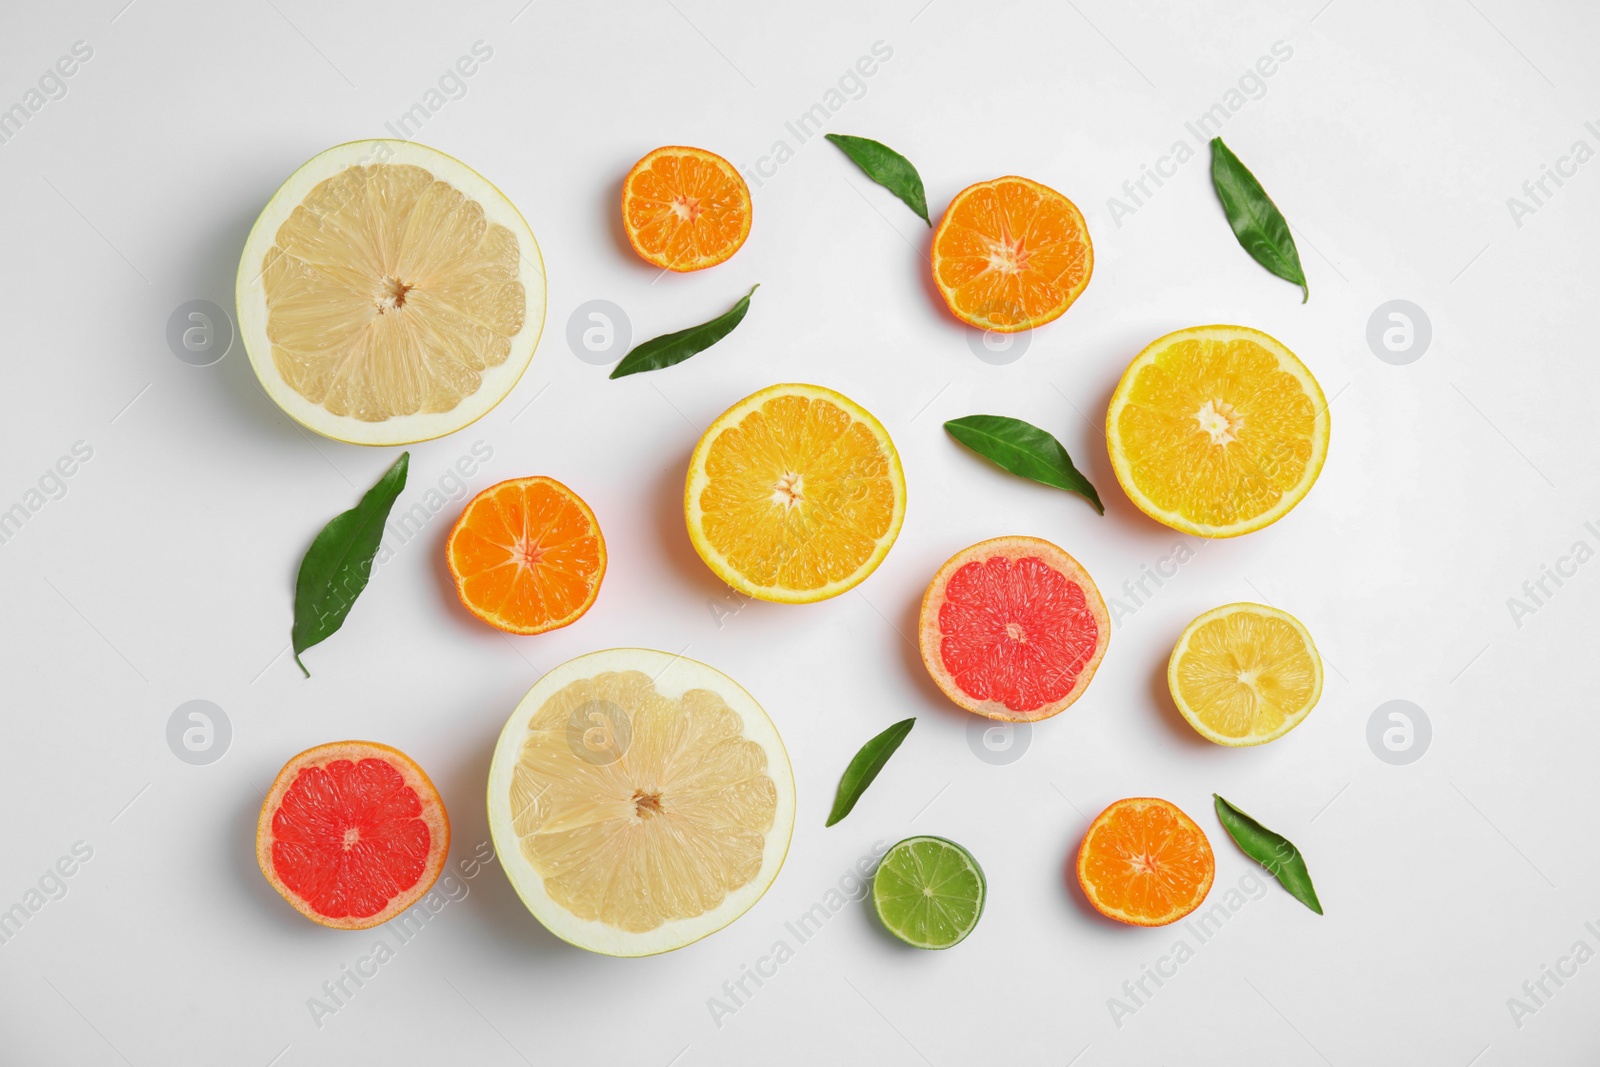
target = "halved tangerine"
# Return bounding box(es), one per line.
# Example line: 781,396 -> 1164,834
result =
622,146 -> 751,272
256,741 -> 449,930
918,536 -> 1109,722
1077,797 -> 1214,927
446,476 -> 606,635
931,176 -> 1093,333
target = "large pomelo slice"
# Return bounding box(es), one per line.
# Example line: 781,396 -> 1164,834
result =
256,741 -> 450,930
487,648 -> 795,956
236,139 -> 545,446
918,536 -> 1109,722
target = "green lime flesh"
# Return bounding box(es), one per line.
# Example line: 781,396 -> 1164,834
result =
872,836 -> 985,949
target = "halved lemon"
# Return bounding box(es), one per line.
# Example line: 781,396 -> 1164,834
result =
236,140 -> 546,446
1106,325 -> 1328,537
1167,602 -> 1323,746
685,383 -> 906,603
487,648 -> 795,956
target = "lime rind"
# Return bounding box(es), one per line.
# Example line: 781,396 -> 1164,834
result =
872,836 -> 985,949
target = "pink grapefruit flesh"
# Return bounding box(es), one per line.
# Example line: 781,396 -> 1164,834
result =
918,536 -> 1110,722
256,741 -> 450,930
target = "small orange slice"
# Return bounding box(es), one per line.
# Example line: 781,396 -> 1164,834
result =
1076,797 -> 1215,927
622,146 -> 752,271
257,741 -> 450,930
931,176 -> 1093,333
446,476 -> 606,634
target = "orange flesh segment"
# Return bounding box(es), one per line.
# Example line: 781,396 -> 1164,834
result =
938,555 -> 1100,714
449,478 -> 604,633
933,177 -> 1091,330
270,757 -> 430,920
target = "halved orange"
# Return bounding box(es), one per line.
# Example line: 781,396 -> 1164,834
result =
446,476 -> 606,634
622,146 -> 751,271
685,384 -> 906,603
1077,797 -> 1214,927
1106,325 -> 1329,537
257,741 -> 450,930
931,176 -> 1093,333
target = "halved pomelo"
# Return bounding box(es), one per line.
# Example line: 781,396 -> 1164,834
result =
487,648 -> 795,956
919,536 -> 1109,722
237,139 -> 546,446
256,741 -> 450,930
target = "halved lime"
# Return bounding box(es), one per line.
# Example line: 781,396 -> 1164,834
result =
872,836 -> 985,949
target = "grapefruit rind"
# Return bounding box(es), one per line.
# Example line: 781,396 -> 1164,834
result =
486,648 -> 796,957
930,176 -> 1094,334
236,139 -> 547,446
1076,797 -> 1214,928
684,383 -> 907,604
256,740 -> 450,931
918,536 -> 1110,722
1105,324 -> 1329,538
1167,602 -> 1324,746
445,476 -> 607,636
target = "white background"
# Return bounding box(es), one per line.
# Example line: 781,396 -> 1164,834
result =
1,0 -> 1597,1064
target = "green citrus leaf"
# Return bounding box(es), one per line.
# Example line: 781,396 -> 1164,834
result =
610,285 -> 758,379
1209,138 -> 1308,302
944,414 -> 1103,514
291,452 -> 409,677
1214,794 -> 1323,915
826,717 -> 915,827
825,134 -> 931,226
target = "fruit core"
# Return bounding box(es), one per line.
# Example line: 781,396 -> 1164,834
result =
1194,399 -> 1241,446
376,275 -> 412,313
671,194 -> 702,222
985,232 -> 1030,275
771,472 -> 804,508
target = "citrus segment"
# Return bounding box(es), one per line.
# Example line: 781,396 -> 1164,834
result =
487,649 -> 795,956
872,836 -> 986,949
1106,325 -> 1328,537
1077,797 -> 1214,927
256,741 -> 449,930
237,140 -> 545,446
918,537 -> 1109,721
1168,602 -> 1323,746
686,384 -> 906,603
447,477 -> 605,635
622,146 -> 751,271
931,176 -> 1093,332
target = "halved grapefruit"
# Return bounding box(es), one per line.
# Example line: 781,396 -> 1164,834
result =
236,139 -> 546,446
918,536 -> 1109,722
256,741 -> 450,930
487,649 -> 795,956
